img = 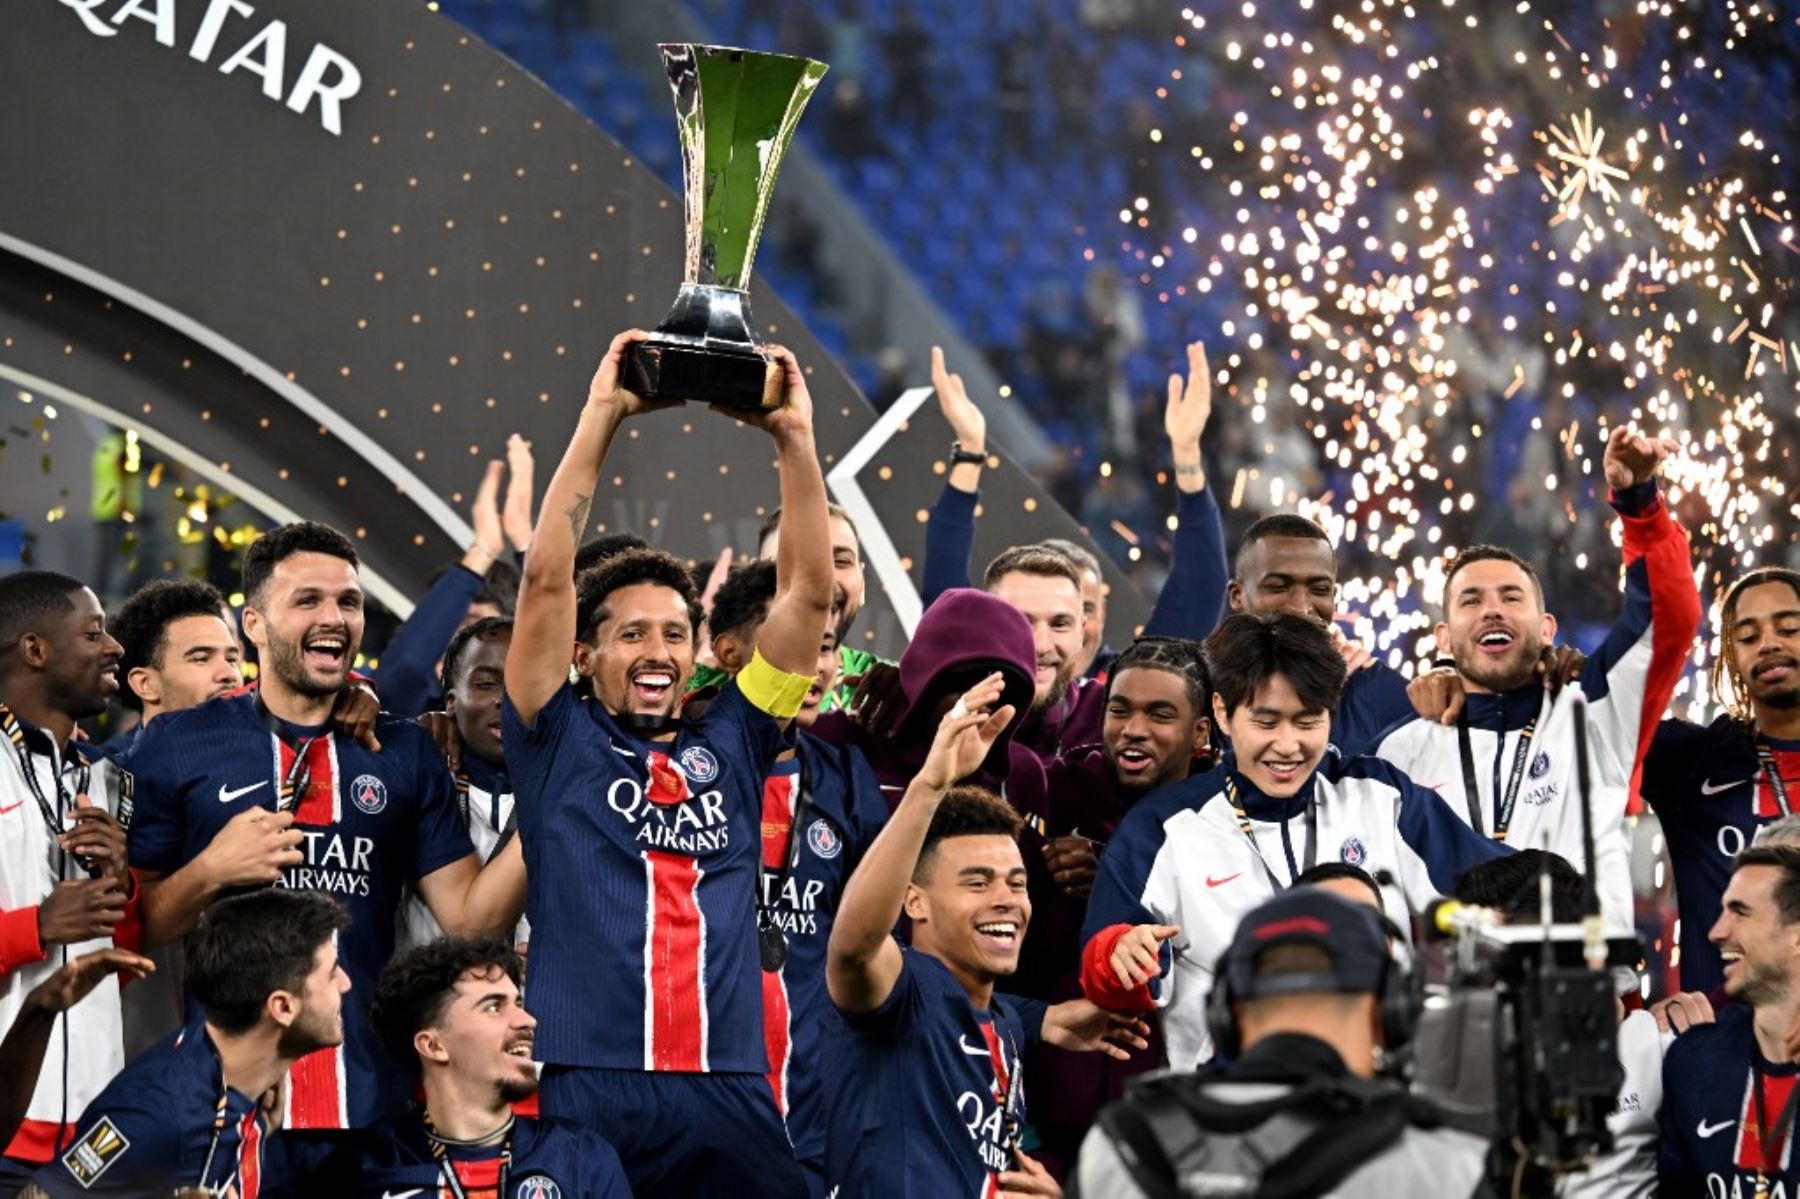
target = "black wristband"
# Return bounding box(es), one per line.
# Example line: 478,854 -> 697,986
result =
950,442 -> 987,466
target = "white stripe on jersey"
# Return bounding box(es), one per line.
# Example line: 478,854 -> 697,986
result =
694,861 -> 709,1072
642,854 -> 657,1072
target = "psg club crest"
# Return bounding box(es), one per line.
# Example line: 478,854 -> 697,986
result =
1529,752 -> 1551,780
515,1177 -> 563,1199
1339,837 -> 1368,867
807,818 -> 843,860
350,773 -> 388,815
678,745 -> 720,785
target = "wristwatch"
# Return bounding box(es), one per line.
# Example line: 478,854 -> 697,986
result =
949,442 -> 987,467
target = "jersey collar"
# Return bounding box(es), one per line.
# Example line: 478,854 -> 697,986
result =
461,750 -> 509,795
1461,683 -> 1544,733
1220,752 -> 1319,821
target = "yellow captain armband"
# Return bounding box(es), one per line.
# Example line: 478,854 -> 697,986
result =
738,649 -> 814,721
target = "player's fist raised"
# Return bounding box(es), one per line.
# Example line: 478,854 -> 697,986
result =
1602,423 -> 1679,490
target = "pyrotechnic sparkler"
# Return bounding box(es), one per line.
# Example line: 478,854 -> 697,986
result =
1133,1 -> 1795,718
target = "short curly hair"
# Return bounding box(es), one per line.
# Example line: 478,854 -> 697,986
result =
440,617 -> 513,692
369,937 -> 524,1079
0,571 -> 85,677
243,522 -> 359,606
574,547 -> 703,643
707,560 -> 778,642
913,786 -> 1023,882
109,579 -> 229,712
574,532 -> 651,577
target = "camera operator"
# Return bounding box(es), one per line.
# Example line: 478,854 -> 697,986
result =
1661,841 -> 1800,1193
1450,850 -> 1700,1198
1071,888 -> 1488,1198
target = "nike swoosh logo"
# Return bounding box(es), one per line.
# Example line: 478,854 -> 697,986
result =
958,1035 -> 991,1057
1206,873 -> 1242,888
1697,1118 -> 1736,1138
381,1191 -> 424,1199
218,781 -> 269,804
1700,778 -> 1746,796
0,800 -> 21,815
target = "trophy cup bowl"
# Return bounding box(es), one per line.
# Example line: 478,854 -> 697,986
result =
623,45 -> 829,410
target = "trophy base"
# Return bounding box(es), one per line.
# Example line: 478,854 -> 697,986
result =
623,283 -> 785,410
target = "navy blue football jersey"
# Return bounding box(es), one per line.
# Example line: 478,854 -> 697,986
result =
1642,717 -> 1800,992
287,1113 -> 630,1198
823,950 -> 1041,1198
1660,1003 -> 1800,1193
32,1018 -> 268,1197
501,680 -> 787,1073
759,735 -> 887,1166
122,690 -> 474,1128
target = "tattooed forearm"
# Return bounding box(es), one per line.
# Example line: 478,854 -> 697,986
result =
565,492 -> 593,542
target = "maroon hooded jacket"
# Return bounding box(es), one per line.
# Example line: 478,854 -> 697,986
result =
809,588 -> 1045,813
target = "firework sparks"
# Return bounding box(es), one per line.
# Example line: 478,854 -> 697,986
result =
1136,1 -> 1796,717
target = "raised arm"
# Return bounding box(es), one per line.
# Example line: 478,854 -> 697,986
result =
827,673 -> 1013,1013
1145,342 -> 1229,639
740,346 -> 835,680
507,330 -> 666,724
375,467 -> 497,716
1579,426 -> 1699,808
920,346 -> 987,606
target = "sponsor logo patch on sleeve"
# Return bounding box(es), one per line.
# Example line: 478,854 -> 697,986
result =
61,1115 -> 131,1187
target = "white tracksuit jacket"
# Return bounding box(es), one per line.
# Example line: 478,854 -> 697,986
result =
1372,481 -> 1700,935
1079,753 -> 1510,1067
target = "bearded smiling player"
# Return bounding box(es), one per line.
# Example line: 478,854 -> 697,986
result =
1374,425 -> 1699,936
502,330 -> 835,1197
124,524 -> 528,1133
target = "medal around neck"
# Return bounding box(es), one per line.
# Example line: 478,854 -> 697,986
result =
623,45 -> 829,410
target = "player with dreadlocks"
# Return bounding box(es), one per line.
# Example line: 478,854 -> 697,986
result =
1014,636 -> 1215,1180
1641,566 -> 1800,992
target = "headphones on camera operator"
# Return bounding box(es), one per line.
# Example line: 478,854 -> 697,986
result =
1094,889 -> 1435,1199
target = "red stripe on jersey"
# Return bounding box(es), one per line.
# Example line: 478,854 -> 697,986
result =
278,735 -> 337,826
762,772 -> 797,869
1755,749 -> 1800,818
760,772 -> 798,1111
980,1022 -> 1011,1199
238,1109 -> 262,1199
285,1043 -> 347,1130
762,968 -> 792,1116
1735,1069 -> 1798,1172
451,1157 -> 503,1198
645,850 -> 707,1071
